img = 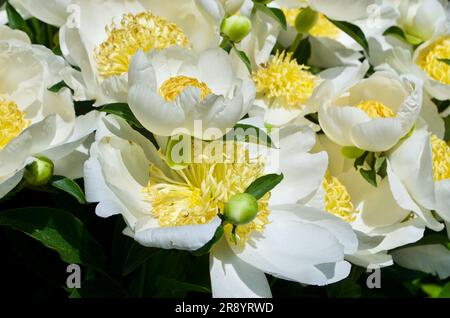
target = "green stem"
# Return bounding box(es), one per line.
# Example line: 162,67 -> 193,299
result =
220,37 -> 233,53
290,33 -> 304,53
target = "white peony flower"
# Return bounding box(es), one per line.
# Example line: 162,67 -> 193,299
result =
308,133 -> 439,269
318,62 -> 423,152
0,26 -> 98,198
127,47 -> 255,140
18,0 -> 224,105
84,114 -> 357,297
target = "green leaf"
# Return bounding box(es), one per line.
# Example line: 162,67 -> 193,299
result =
329,19 -> 369,53
342,146 -> 365,159
100,103 -> 143,128
293,36 -> 311,65
437,58 -> 450,66
375,156 -> 387,173
0,207 -> 108,270
245,173 -> 284,200
123,242 -> 161,276
354,151 -> 368,169
155,275 -> 211,294
439,282 -> 450,298
359,168 -> 377,187
421,284 -> 442,298
5,3 -> 34,41
229,123 -> 276,148
191,223 -> 224,257
48,81 -> 69,93
233,46 -> 252,73
50,176 -> 87,204
254,3 -> 287,30
383,26 -> 423,46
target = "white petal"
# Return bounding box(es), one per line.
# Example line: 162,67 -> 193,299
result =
351,118 -> 404,152
210,240 -> 272,298
393,244 -> 450,279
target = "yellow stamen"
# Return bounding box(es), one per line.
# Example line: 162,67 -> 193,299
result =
281,8 -> 341,39
95,12 -> 190,78
159,76 -> 212,102
144,142 -> 270,246
417,36 -> 450,85
355,100 -> 396,118
253,51 -> 317,110
431,135 -> 450,181
0,96 -> 29,150
323,173 -> 358,223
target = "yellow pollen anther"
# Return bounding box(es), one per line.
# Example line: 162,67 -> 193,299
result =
0,96 -> 29,150
95,12 -> 190,78
143,142 -> 270,246
417,36 -> 450,85
355,100 -> 396,119
253,51 -> 317,110
281,8 -> 341,39
159,76 -> 212,102
431,135 -> 450,181
323,174 -> 358,223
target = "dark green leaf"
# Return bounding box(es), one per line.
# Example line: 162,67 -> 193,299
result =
439,282 -> 450,298
233,46 -> 252,73
0,207 -> 108,270
293,36 -> 311,65
155,275 -> 211,294
354,151 -> 368,169
254,3 -> 287,30
123,242 -> 161,276
360,168 -> 377,187
48,81 -> 69,93
192,223 -> 224,257
100,103 -> 143,128
50,176 -> 87,204
329,19 -> 369,53
6,3 -> 34,41
375,156 -> 387,173
245,173 -> 284,200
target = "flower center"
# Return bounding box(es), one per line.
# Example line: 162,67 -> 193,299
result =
95,12 -> 190,79
143,142 -> 270,246
323,174 -> 358,223
253,51 -> 317,110
159,76 -> 212,102
0,95 -> 29,150
417,36 -> 450,85
431,135 -> 450,181
355,100 -> 396,119
282,8 -> 341,39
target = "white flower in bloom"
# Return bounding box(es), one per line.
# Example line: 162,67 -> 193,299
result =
127,48 -> 255,140
19,0 -> 224,105
307,133 -> 441,269
84,115 -> 357,297
0,26 -> 98,198
318,62 -> 423,152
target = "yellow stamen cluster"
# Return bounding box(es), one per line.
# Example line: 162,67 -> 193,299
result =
144,142 -> 270,246
95,12 -> 190,78
323,174 -> 358,223
0,96 -> 29,150
281,8 -> 341,39
417,36 -> 450,85
355,100 -> 396,118
159,76 -> 212,102
253,51 -> 317,110
431,135 -> 450,181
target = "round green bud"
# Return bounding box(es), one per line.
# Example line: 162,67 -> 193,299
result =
341,146 -> 365,159
224,193 -> 259,225
221,15 -> 252,43
24,157 -> 54,187
295,7 -> 319,34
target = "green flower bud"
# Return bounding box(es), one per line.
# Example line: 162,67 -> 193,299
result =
24,157 -> 54,187
341,146 -> 365,159
224,193 -> 259,225
221,15 -> 252,43
295,7 -> 319,34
